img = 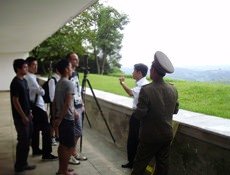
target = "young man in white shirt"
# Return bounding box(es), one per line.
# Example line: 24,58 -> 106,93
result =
119,63 -> 149,169
25,56 -> 57,160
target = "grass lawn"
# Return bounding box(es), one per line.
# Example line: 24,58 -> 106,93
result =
79,73 -> 230,119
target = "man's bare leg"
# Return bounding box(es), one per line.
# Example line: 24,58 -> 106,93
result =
58,144 -> 75,174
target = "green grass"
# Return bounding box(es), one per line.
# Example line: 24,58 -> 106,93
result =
80,73 -> 230,119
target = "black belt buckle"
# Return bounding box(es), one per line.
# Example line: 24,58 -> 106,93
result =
75,104 -> 83,109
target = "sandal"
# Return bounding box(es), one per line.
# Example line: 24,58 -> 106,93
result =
68,168 -> 74,172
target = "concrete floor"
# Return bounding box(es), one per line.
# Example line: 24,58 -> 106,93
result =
0,92 -> 131,175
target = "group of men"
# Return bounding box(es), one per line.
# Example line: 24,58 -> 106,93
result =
10,52 -> 86,175
120,51 -> 179,175
10,50 -> 179,175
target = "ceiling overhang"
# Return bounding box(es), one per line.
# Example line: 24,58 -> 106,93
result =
0,0 -> 97,54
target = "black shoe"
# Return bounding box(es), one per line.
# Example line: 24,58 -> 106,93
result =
42,154 -> 58,161
24,164 -> 36,170
15,164 -> 36,172
32,149 -> 43,156
121,162 -> 133,169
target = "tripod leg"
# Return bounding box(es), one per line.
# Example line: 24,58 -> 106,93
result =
86,79 -> 116,143
79,135 -> 82,153
79,111 -> 84,153
81,77 -> 92,128
84,111 -> 91,128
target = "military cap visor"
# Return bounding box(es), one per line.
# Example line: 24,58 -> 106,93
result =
152,51 -> 174,75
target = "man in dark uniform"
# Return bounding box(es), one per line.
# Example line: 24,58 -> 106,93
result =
10,59 -> 36,172
131,51 -> 179,175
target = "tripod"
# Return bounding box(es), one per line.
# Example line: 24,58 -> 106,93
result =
80,67 -> 116,151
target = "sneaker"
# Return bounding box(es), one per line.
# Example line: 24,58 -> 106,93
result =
42,154 -> 58,161
75,153 -> 87,161
69,155 -> 80,165
52,137 -> 58,146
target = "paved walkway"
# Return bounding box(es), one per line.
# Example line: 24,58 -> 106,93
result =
0,92 -> 131,175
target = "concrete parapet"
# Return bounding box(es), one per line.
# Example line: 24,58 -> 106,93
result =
37,77 -> 230,174
84,88 -> 230,175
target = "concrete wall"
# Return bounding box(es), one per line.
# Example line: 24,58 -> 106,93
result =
0,52 -> 28,91
84,90 -> 132,148
84,89 -> 230,175
35,77 -> 230,174
170,129 -> 230,175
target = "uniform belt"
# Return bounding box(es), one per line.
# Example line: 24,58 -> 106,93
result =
75,104 -> 83,109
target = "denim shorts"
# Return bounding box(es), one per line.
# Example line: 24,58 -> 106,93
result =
74,108 -> 83,138
59,119 -> 75,148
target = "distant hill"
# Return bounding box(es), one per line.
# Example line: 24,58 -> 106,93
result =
121,65 -> 230,83
168,68 -> 230,83
121,67 -> 133,75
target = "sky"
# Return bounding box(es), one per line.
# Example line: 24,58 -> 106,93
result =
102,0 -> 230,69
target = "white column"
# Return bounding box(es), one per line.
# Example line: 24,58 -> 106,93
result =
0,52 -> 28,91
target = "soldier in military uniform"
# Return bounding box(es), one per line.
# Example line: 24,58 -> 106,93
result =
131,51 -> 179,175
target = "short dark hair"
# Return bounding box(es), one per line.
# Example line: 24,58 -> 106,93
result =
26,56 -> 37,66
134,63 -> 148,77
66,52 -> 76,60
56,59 -> 70,75
13,59 -> 26,73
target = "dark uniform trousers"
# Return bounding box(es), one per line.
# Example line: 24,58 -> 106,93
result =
31,106 -> 52,155
132,140 -> 171,175
127,113 -> 140,164
14,119 -> 33,169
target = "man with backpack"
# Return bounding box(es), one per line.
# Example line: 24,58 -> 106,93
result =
25,56 -> 58,161
47,68 -> 60,146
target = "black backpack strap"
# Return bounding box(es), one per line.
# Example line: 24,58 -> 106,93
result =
34,94 -> 38,104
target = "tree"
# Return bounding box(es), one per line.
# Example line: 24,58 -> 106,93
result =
30,2 -> 129,75
75,2 -> 129,74
31,25 -> 86,75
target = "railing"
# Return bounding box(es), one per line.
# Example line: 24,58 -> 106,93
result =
84,88 -> 230,175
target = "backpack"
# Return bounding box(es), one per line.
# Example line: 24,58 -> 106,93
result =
42,77 -> 57,103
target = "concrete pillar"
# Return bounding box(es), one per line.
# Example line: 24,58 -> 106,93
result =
0,52 -> 28,91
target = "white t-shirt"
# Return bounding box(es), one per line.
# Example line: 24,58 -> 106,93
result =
48,73 -> 60,102
70,72 -> 83,106
24,72 -> 46,111
131,77 -> 149,109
